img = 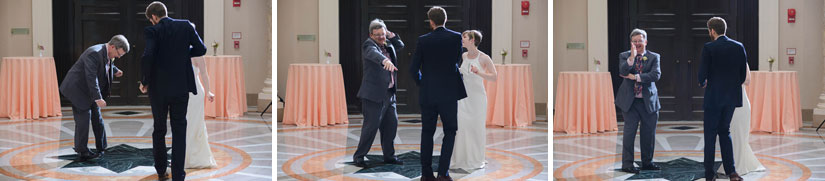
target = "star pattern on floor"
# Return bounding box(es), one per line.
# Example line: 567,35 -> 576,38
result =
620,157 -> 722,180
113,111 -> 142,115
347,151 -> 440,179
57,144 -> 171,173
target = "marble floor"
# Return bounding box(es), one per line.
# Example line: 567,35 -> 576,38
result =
0,106 -> 273,180
553,121 -> 825,181
276,115 -> 550,180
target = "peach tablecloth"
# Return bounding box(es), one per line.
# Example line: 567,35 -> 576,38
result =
200,56 -> 247,117
0,57 -> 62,120
484,64 -> 536,127
745,71 -> 802,133
283,64 -> 349,127
553,71 -> 618,134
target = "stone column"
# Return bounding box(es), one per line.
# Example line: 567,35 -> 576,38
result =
813,4 -> 825,128
258,1 -> 273,113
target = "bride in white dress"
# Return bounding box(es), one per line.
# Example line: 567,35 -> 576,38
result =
719,63 -> 765,175
184,57 -> 217,168
451,30 -> 498,170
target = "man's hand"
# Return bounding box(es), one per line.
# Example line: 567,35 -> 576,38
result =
619,74 -> 636,80
387,31 -> 396,39
115,70 -> 123,77
382,59 -> 398,72
95,99 -> 107,107
630,43 -> 638,58
701,80 -> 707,88
139,83 -> 149,94
207,92 -> 215,102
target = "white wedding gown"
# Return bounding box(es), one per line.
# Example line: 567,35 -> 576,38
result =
719,87 -> 765,175
184,65 -> 217,168
450,52 -> 487,170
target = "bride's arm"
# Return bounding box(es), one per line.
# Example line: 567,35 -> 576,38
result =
743,62 -> 751,86
193,57 -> 214,98
475,54 -> 498,81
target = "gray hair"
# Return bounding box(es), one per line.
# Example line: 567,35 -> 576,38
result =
629,28 -> 647,40
108,35 -> 130,53
368,19 -> 386,34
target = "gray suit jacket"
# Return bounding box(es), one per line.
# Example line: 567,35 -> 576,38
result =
59,44 -> 119,109
357,35 -> 404,102
615,50 -> 661,113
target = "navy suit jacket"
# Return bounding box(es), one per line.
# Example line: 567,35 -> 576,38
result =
60,44 -> 120,108
615,50 -> 661,113
141,17 -> 206,96
357,35 -> 404,103
409,27 -> 467,105
698,36 -> 748,109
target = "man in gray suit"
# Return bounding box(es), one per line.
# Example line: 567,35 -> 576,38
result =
59,35 -> 129,161
352,19 -> 404,167
616,29 -> 661,174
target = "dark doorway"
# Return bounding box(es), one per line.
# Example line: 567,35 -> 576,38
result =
608,0 -> 758,121
339,0 -> 492,114
53,0 -> 203,106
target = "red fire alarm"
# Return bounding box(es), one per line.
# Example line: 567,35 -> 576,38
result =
788,8 -> 796,23
521,1 -> 529,15
522,49 -> 528,57
789,56 -> 794,64
234,41 -> 240,49
233,0 -> 241,7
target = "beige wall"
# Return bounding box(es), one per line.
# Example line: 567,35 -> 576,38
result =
775,0 -> 824,110
0,0 -> 33,59
276,0 -> 319,99
492,0 -> 513,64
223,0 -> 272,97
512,0 -> 549,105
552,0 -> 588,99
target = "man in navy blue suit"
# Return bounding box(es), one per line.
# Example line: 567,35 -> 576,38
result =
698,17 -> 745,181
139,1 -> 206,180
409,6 -> 467,181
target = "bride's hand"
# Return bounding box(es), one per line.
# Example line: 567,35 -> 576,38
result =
470,66 -> 479,74
207,92 -> 215,102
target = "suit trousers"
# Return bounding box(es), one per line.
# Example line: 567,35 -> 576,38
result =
420,100 -> 458,177
150,93 -> 189,181
72,104 -> 107,154
704,106 -> 736,178
621,98 -> 659,168
353,89 -> 398,161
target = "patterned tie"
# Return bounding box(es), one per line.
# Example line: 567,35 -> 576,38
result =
634,55 -> 643,98
379,45 -> 394,88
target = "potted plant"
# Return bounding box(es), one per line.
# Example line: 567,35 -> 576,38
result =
500,49 -> 508,65
37,44 -> 45,57
211,41 -> 219,56
768,56 -> 775,72
594,58 -> 601,72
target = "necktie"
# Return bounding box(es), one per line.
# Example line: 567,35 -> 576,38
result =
634,55 -> 643,97
379,45 -> 394,88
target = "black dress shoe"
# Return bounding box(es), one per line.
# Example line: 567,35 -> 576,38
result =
641,163 -> 661,170
435,175 -> 453,181
705,174 -> 717,181
158,172 -> 169,180
728,173 -> 742,181
353,159 -> 368,167
75,151 -> 100,161
421,175 -> 436,181
621,167 -> 640,174
384,157 -> 403,165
